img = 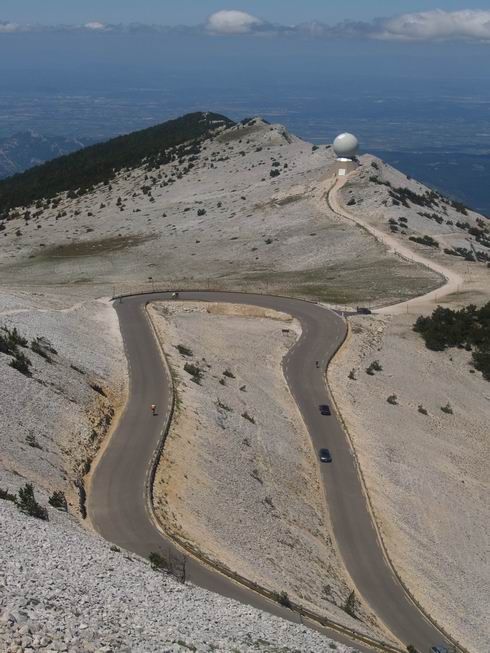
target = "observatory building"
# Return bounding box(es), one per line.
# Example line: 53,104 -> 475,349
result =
333,133 -> 359,161
332,132 -> 360,177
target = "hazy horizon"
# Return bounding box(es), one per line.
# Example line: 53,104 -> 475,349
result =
2,3 -> 490,213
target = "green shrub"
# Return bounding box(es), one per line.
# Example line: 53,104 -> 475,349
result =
409,235 -> 439,248
184,362 -> 203,384
4,327 -> 28,348
414,303 -> 490,380
176,344 -> 193,357
1,326 -> 26,356
149,552 -> 167,571
343,590 -> 357,618
473,346 -> 490,381
441,402 -> 453,415
217,400 -> 232,412
9,352 -> 32,376
242,411 -> 255,424
26,433 -> 42,449
223,369 -> 235,378
49,490 -> 67,511
366,360 -> 382,375
89,382 -> 106,397
277,591 -> 292,608
17,483 -> 48,520
31,338 -> 53,362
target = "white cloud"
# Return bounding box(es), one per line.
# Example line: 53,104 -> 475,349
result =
84,21 -> 108,31
206,10 -> 265,34
203,9 -> 490,41
374,10 -> 490,41
0,21 -> 22,33
2,10 -> 490,42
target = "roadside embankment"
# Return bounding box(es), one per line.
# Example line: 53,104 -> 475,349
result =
149,300 -> 384,638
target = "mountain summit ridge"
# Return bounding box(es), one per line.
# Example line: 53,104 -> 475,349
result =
0,112 -> 233,212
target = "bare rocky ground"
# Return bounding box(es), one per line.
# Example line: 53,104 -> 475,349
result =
0,501 -> 359,653
329,313 -> 490,653
149,302 -> 386,642
1,117 -> 489,651
0,289 -> 126,511
337,155 -> 490,308
328,155 -> 489,652
0,119 -> 439,307
0,289 -> 360,652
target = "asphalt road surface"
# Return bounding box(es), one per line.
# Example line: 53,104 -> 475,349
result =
89,291 -> 451,653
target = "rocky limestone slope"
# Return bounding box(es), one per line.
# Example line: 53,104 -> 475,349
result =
0,502 -> 357,653
0,118 -> 440,307
339,156 -> 489,306
0,290 -> 126,513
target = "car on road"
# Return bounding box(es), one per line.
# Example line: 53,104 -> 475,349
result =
319,448 -> 332,463
430,647 -> 449,653
319,404 -> 331,416
356,306 -> 372,315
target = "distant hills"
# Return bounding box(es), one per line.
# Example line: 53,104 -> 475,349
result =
0,113 -> 234,212
0,131 -> 95,181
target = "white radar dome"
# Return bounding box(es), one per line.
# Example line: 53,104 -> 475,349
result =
333,133 -> 359,159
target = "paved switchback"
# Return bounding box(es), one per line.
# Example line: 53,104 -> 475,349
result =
89,291 -> 452,653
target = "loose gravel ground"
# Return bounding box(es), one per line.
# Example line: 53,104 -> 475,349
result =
0,289 -> 359,653
0,290 -> 126,510
329,313 -> 490,653
0,501 -> 358,653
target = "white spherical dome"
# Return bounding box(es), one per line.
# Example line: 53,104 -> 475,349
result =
333,133 -> 359,159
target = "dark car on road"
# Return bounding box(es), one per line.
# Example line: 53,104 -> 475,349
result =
319,404 -> 331,416
319,448 -> 332,463
430,647 -> 449,653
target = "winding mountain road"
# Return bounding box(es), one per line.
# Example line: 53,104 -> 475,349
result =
328,177 -> 464,315
89,290 -> 452,653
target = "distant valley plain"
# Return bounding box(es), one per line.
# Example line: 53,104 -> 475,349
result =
1,80 -> 490,216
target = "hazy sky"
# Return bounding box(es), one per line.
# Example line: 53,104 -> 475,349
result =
2,0 -> 489,25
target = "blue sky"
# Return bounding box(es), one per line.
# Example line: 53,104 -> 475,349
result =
3,0 -> 490,25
